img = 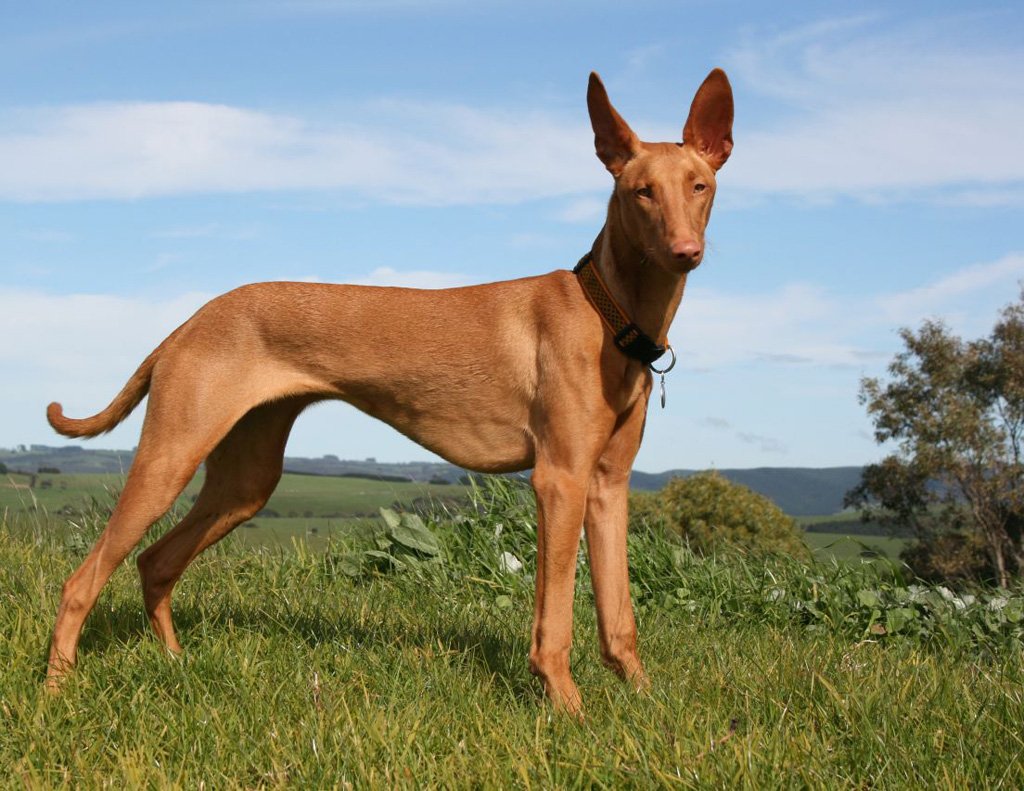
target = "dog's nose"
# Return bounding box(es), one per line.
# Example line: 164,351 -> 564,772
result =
670,239 -> 702,262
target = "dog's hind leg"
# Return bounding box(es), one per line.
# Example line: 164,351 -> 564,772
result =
45,384 -> 268,688
47,443 -> 212,686
136,396 -> 312,652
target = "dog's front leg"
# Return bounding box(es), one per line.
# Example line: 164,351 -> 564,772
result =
584,397 -> 649,689
528,460 -> 588,716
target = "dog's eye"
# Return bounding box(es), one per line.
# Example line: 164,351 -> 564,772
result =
635,186 -> 653,199
693,183 -> 707,194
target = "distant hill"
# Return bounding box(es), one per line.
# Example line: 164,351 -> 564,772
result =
1,445 -> 865,516
1,444 -> 135,475
631,467 -> 865,516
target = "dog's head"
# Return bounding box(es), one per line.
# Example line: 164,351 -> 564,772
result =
587,69 -> 733,275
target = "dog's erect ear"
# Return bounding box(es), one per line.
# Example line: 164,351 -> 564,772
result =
683,68 -> 734,171
587,72 -> 640,177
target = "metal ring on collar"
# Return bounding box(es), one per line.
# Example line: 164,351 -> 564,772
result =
649,344 -> 676,375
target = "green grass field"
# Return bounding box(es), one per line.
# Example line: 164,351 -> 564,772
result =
3,470 -> 465,525
803,531 -> 908,563
2,479 -> 1022,787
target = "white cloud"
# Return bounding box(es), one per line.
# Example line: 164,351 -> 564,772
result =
693,415 -> 786,454
674,251 -> 1024,371
675,281 -> 863,369
937,188 -> 1024,209
0,288 -> 210,377
0,99 -> 601,205
350,266 -> 471,289
2,14 -> 1019,208
555,196 -> 607,224
875,253 -> 1024,325
736,430 -> 787,454
723,15 -> 1024,204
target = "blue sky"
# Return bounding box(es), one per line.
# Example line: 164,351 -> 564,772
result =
1,1 -> 1022,472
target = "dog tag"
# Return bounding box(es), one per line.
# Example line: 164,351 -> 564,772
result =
649,344 -> 676,410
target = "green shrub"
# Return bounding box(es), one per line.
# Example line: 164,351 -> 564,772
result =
630,471 -> 807,557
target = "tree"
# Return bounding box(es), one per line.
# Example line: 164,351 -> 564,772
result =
848,290 -> 1024,587
631,471 -> 807,557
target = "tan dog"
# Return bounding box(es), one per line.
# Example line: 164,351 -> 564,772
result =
45,69 -> 733,714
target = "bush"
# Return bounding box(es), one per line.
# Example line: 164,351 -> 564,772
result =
630,471 -> 807,557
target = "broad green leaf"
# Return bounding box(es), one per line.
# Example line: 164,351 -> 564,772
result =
379,507 -> 402,530
886,607 -> 918,634
857,589 -> 882,608
387,512 -> 441,556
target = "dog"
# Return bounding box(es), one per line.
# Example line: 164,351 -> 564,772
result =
45,69 -> 733,715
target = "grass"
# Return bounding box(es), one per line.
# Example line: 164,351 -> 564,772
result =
2,479 -> 1023,787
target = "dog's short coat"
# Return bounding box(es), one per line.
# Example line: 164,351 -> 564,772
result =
45,69 -> 733,715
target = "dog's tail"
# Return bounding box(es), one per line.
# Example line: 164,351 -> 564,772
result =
47,348 -> 160,438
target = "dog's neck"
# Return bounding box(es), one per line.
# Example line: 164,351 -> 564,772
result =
589,201 -> 688,346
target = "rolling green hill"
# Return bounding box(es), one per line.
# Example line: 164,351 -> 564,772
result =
631,466 -> 865,515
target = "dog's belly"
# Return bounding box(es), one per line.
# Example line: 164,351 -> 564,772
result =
337,386 -> 534,474
397,415 -> 533,473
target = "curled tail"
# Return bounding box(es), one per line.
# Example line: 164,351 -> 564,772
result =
47,348 -> 160,438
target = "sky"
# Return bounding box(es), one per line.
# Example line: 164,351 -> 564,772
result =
1,1 -> 1022,472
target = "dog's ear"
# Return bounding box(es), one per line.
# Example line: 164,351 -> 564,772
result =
587,72 -> 640,177
683,68 -> 734,171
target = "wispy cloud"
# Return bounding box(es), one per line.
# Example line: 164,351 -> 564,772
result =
675,281 -> 863,368
696,415 -> 786,454
736,430 -> 787,454
0,288 -> 211,387
0,100 -> 600,205
876,253 -> 1024,323
723,14 -> 1024,204
555,196 -> 606,224
677,251 -> 1024,371
350,266 -> 471,288
142,252 -> 185,274
2,13 -> 1018,209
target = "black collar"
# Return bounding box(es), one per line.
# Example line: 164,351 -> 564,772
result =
573,253 -> 667,366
